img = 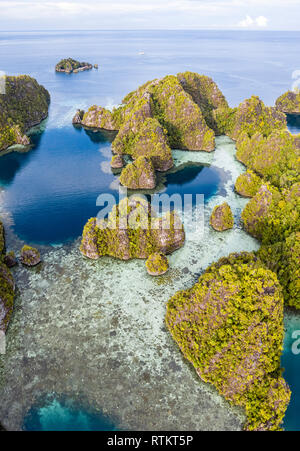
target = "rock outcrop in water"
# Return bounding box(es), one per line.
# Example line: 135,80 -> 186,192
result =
145,253 -> 169,276
210,202 -> 234,231
110,154 -> 124,169
166,252 -> 291,431
20,245 -> 41,267
0,221 -> 15,333
119,156 -> 156,189
276,91 -> 300,114
74,72 -> 233,187
235,170 -> 263,198
0,75 -> 50,152
80,196 -> 185,261
55,58 -> 95,74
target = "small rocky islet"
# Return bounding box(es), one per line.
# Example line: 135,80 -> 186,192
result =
55,58 -> 98,74
0,68 -> 299,431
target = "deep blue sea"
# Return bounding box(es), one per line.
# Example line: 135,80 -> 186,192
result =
0,30 -> 299,431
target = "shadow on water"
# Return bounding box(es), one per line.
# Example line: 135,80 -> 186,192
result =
287,114 -> 300,135
22,394 -> 118,431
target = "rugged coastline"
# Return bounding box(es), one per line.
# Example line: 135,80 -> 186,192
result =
0,75 -> 50,152
0,66 -> 299,431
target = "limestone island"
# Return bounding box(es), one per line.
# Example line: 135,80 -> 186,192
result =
55,58 -> 97,74
80,196 -> 185,270
0,75 -> 50,152
276,90 -> 300,114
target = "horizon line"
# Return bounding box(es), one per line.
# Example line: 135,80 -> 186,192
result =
1,28 -> 300,32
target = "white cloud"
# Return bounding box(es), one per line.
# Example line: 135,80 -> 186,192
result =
238,15 -> 254,27
238,15 -> 269,27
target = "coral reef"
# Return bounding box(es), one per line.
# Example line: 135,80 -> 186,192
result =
235,170 -> 263,198
166,252 -> 291,431
55,58 -> 94,74
0,75 -> 50,151
210,202 -> 234,231
145,253 -> 169,276
20,245 -> 41,267
80,196 -> 185,261
276,91 -> 300,114
119,157 -> 156,189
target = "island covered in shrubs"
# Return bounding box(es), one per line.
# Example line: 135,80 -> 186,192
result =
77,73 -> 299,430
0,66 -> 299,431
0,75 -> 50,152
55,58 -> 98,74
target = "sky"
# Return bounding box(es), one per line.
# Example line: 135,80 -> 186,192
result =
0,0 -> 299,31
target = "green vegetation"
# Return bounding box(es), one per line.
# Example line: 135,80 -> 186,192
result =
55,58 -> 93,73
20,245 -> 41,266
166,252 -> 290,431
236,130 -> 300,189
145,253 -> 169,276
0,75 -> 50,151
80,197 -> 185,261
177,71 -> 229,134
235,170 -> 263,198
119,156 -> 156,189
229,96 -> 286,141
0,221 -> 15,333
210,202 -> 234,231
276,90 -> 300,114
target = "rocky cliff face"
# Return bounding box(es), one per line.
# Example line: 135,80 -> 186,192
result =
73,71 -> 231,188
229,96 -> 286,141
166,252 -> 290,431
119,156 -> 156,189
80,196 -> 185,261
0,75 -> 50,151
177,71 -> 229,134
55,58 -> 94,74
210,202 -> 234,231
235,170 -> 263,198
0,222 -> 15,333
276,90 -> 300,114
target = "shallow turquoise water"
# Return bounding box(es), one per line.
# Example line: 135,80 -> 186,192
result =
23,396 -> 117,431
